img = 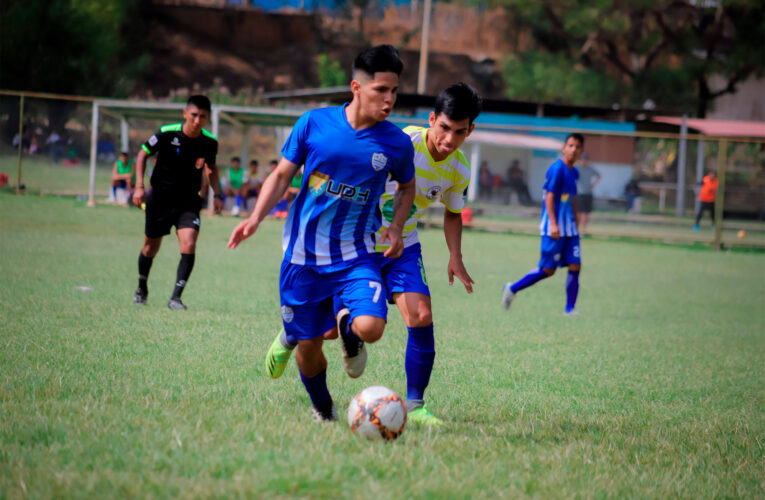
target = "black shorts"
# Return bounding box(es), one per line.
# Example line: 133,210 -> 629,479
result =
579,194 -> 594,213
145,193 -> 202,238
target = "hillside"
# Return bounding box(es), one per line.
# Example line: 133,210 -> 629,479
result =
136,3 -> 508,99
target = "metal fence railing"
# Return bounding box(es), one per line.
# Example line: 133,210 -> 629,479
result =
2,90 -> 763,250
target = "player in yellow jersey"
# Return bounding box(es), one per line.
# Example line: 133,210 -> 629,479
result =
265,83 -> 482,425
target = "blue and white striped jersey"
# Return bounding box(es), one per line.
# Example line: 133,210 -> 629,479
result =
281,105 -> 415,268
539,158 -> 579,237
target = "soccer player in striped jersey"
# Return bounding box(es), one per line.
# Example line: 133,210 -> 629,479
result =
264,83 -> 482,426
228,45 -> 416,422
502,133 -> 584,315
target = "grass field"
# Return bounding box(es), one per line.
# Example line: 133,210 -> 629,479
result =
1,193 -> 763,499
0,155 -> 113,195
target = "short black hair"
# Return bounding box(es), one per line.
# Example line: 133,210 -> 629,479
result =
270,159 -> 278,165
187,95 -> 211,112
231,156 -> 240,163
250,159 -> 258,165
434,83 -> 482,125
119,151 -> 128,156
353,45 -> 403,78
565,133 -> 585,146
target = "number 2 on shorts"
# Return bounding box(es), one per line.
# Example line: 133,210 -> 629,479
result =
369,281 -> 382,303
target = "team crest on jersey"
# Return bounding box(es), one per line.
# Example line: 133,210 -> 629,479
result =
170,137 -> 181,146
371,153 -> 388,171
561,193 -> 570,202
195,158 -> 205,169
281,305 -> 294,323
309,172 -> 330,197
425,185 -> 442,201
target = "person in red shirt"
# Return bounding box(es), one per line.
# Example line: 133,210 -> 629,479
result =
694,171 -> 718,231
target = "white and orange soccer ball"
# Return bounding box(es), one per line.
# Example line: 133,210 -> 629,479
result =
347,386 -> 407,441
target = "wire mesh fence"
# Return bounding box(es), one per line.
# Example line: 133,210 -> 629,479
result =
1,90 -> 763,250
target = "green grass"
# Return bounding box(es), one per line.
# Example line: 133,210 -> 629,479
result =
0,154 -> 113,194
1,193 -> 763,499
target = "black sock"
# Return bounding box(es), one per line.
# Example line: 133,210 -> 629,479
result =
138,253 -> 153,293
172,253 -> 195,299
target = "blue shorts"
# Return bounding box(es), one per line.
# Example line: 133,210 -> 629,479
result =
379,243 -> 430,303
538,235 -> 581,270
279,257 -> 388,340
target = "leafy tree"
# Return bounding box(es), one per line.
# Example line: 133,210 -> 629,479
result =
317,53 -> 347,87
502,50 -> 621,106
494,0 -> 765,116
0,0 -> 151,131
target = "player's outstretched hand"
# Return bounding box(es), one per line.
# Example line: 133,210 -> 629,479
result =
448,255 -> 474,294
380,227 -> 404,258
228,218 -> 259,249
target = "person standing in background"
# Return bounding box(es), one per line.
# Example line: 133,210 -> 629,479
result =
694,170 -> 718,231
576,153 -> 600,234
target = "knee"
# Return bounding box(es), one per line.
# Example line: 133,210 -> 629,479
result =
180,242 -> 196,254
543,267 -> 556,277
296,337 -> 323,357
351,315 -> 386,343
407,309 -> 432,328
569,264 -> 581,272
142,241 -> 160,258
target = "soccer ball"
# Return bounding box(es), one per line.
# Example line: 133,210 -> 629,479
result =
347,386 -> 407,441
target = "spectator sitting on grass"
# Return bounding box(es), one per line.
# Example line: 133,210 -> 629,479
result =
110,151 -> 135,205
221,156 -> 250,216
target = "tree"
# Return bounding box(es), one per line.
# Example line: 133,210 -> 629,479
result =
0,0 -> 151,132
494,0 -> 765,116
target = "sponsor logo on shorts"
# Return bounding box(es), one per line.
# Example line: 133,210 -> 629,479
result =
554,253 -> 561,262
425,185 -> 442,201
371,152 -> 388,171
281,305 -> 294,323
193,218 -> 200,227
195,158 -> 205,169
148,135 -> 158,146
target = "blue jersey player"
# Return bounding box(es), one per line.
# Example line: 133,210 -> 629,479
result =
263,84 -> 483,427
228,45 -> 416,422
502,133 -> 584,315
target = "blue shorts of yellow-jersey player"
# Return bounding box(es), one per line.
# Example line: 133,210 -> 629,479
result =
379,243 -> 431,303
279,256 -> 388,340
538,235 -> 581,270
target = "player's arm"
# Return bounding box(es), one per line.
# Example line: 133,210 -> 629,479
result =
204,162 -> 224,213
545,191 -> 559,239
132,148 -> 150,207
111,161 -> 119,181
591,170 -> 601,190
380,178 -> 415,258
228,158 -> 299,249
444,209 -> 474,293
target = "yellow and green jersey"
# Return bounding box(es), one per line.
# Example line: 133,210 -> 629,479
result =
376,125 -> 470,251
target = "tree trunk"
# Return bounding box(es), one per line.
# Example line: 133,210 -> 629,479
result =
696,76 -> 709,118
